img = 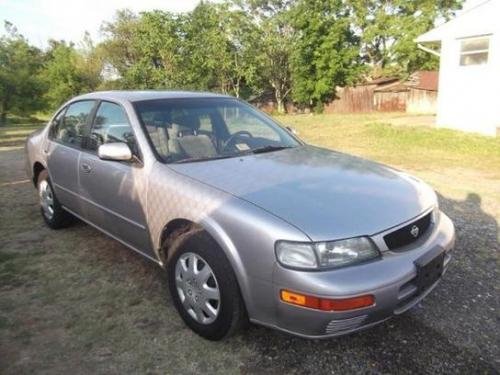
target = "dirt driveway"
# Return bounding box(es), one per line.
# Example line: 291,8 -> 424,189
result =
0,145 -> 498,374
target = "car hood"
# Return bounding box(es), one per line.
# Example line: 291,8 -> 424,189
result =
169,145 -> 436,241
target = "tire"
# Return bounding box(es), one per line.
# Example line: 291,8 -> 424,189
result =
167,229 -> 247,340
37,170 -> 74,229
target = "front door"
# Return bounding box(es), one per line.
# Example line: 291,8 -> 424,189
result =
78,101 -> 153,257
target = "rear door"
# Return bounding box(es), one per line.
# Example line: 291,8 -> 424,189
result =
45,100 -> 96,216
78,101 -> 153,256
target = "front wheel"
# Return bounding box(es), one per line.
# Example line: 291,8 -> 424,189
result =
167,230 -> 247,340
37,170 -> 74,229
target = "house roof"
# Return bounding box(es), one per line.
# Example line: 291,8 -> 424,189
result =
416,0 -> 500,42
374,82 -> 408,93
374,71 -> 439,93
408,71 -> 439,91
360,77 -> 399,86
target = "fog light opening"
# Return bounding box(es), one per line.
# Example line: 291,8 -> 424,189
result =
280,290 -> 375,311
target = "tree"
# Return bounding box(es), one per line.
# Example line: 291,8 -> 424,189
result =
234,0 -> 294,113
289,0 -> 362,111
100,10 -> 143,88
100,4 -> 261,98
347,0 -> 463,76
217,6 -> 261,98
41,36 -> 103,109
0,22 -> 45,125
182,2 -> 233,92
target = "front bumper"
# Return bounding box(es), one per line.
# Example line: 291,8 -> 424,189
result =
267,211 -> 455,339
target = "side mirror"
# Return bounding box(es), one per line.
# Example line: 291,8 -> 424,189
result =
285,126 -> 298,135
98,142 -> 133,161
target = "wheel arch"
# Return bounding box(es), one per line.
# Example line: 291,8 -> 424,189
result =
33,161 -> 46,186
158,216 -> 252,315
158,218 -> 200,264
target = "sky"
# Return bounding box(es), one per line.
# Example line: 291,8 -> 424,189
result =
0,0 -> 205,47
0,0 -> 489,49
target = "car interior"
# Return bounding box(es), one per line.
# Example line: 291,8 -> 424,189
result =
143,107 -> 285,162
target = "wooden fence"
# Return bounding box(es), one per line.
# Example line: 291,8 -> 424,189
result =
252,85 -> 437,114
324,86 -> 375,113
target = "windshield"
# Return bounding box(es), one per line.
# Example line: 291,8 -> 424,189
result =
133,98 -> 300,163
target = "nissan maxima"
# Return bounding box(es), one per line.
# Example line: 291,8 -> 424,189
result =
25,91 -> 455,340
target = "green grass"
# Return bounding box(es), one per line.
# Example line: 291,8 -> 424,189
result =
1,113 -> 49,126
276,113 -> 500,177
0,124 -> 44,147
0,113 -> 48,147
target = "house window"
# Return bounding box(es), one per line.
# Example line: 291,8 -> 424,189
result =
459,36 -> 490,66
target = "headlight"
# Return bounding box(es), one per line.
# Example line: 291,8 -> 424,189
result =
315,237 -> 379,268
276,237 -> 380,270
275,241 -> 318,269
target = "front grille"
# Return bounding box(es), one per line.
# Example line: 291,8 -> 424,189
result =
384,213 -> 432,250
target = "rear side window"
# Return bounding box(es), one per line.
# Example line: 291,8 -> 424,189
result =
87,101 -> 137,154
48,107 -> 67,139
54,101 -> 95,147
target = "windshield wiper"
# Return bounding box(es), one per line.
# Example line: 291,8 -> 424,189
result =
172,146 -> 294,164
172,154 -> 235,164
248,145 -> 294,154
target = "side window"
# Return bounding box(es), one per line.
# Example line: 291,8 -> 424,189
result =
55,101 -> 95,147
48,107 -> 66,139
88,102 -> 137,154
459,36 -> 489,66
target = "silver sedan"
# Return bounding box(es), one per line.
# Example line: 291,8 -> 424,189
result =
25,91 -> 455,340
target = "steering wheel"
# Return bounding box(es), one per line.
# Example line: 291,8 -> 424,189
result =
222,131 -> 253,152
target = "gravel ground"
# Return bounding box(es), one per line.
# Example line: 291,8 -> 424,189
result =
0,145 -> 499,374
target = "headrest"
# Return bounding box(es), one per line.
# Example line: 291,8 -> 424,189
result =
171,123 -> 196,137
171,114 -> 200,137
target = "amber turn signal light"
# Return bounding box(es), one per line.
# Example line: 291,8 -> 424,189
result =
280,290 -> 374,311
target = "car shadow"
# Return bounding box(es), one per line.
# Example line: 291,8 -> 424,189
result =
234,192 -> 499,373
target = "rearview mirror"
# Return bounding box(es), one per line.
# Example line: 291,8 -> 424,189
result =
98,142 -> 133,161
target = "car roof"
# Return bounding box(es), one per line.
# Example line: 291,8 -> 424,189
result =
72,90 -> 234,103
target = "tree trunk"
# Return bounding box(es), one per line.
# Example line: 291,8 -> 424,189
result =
234,82 -> 240,98
0,112 -> 6,126
275,90 -> 286,114
0,100 -> 7,126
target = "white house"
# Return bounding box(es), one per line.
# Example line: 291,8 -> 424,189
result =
416,0 -> 500,136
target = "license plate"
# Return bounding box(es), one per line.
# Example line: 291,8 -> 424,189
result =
414,251 -> 445,294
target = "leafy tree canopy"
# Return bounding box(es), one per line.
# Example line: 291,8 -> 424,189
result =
0,22 -> 45,124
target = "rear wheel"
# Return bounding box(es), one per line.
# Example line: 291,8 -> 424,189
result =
167,230 -> 247,340
37,170 -> 74,229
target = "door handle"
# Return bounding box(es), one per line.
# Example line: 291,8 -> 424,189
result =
81,163 -> 92,173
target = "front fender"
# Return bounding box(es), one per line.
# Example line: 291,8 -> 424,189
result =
199,197 -> 310,324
